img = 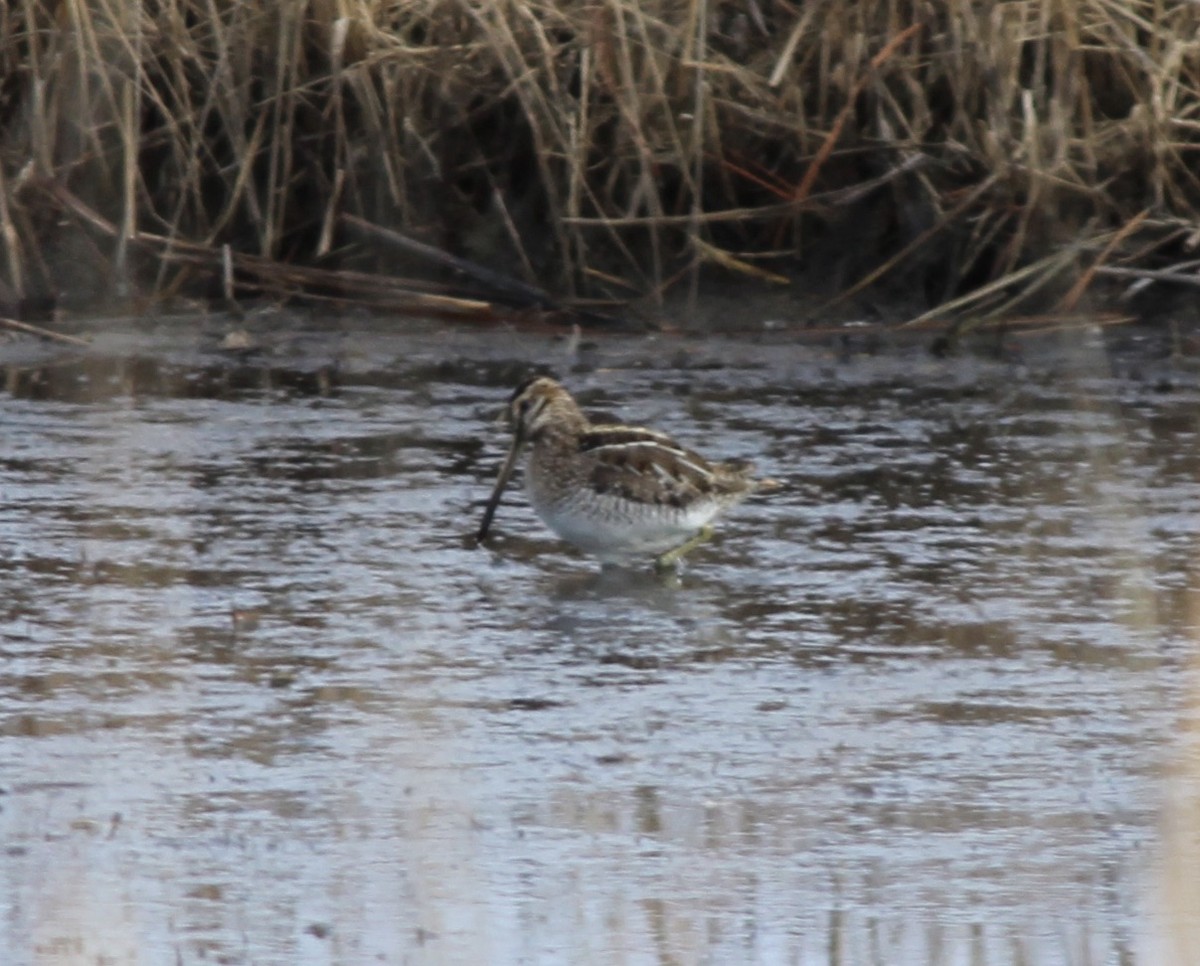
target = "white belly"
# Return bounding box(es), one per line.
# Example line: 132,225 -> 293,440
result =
527,483 -> 720,562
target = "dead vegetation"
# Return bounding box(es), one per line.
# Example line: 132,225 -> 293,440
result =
2,1 -> 1200,331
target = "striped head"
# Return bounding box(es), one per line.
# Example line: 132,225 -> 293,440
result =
504,375 -> 587,444
477,375 -> 587,544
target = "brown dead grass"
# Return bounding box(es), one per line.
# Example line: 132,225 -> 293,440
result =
1,1 -> 1200,326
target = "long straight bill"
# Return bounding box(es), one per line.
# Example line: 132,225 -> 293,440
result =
476,435 -> 524,543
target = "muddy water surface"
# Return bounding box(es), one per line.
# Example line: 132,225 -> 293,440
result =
1,318 -> 1198,965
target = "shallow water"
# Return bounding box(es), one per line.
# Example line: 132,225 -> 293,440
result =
1,318 -> 1198,965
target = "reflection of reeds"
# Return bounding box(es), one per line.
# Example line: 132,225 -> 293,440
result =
2,2 -> 1200,319
1149,587 -> 1200,966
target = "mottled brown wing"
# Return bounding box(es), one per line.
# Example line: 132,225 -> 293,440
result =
580,426 -> 737,507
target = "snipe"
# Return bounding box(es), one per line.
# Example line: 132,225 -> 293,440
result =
476,376 -> 777,569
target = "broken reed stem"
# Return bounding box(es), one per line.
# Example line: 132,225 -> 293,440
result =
340,213 -> 559,309
0,316 -> 90,346
263,6 -> 302,257
116,9 -> 139,282
1095,264 -> 1200,290
900,247 -> 1079,329
792,21 -> 924,205
1058,209 -> 1150,311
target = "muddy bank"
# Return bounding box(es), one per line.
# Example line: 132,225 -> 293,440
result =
1,310 -> 1197,410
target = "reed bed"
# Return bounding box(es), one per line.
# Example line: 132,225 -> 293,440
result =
2,0 -> 1200,329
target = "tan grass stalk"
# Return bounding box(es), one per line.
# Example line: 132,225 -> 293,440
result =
793,22 -> 924,206
0,163 -> 24,299
900,247 -> 1079,329
1058,209 -> 1149,311
684,0 -> 708,310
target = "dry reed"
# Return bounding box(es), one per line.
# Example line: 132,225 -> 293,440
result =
2,1 -> 1200,327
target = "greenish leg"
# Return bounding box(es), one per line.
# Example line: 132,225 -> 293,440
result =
653,525 -> 715,573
